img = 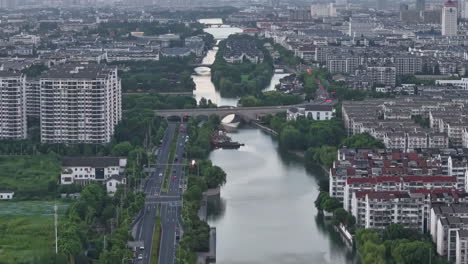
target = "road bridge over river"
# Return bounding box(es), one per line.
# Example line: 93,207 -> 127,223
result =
154,104 -> 308,121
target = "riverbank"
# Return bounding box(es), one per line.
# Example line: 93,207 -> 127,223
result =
207,128 -> 357,264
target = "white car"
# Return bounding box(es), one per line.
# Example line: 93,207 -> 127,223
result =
159,173 -> 163,177
138,254 -> 143,260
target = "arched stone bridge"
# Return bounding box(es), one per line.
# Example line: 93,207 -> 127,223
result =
154,105 -> 305,121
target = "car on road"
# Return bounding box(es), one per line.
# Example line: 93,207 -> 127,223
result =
172,176 -> 177,180
138,254 -> 143,260
139,245 -> 145,250
159,173 -> 163,177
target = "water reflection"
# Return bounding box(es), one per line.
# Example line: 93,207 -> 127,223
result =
207,128 -> 358,264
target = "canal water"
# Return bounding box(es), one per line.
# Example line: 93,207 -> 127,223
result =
207,128 -> 358,264
193,19 -> 290,106
195,19 -> 358,263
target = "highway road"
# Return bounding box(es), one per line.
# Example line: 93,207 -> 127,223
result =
133,122 -> 188,264
158,124 -> 187,264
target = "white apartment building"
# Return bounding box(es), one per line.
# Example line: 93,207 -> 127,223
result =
437,78 -> 468,90
343,176 -> 457,212
25,79 -> 40,117
40,64 -> 122,144
310,3 -> 336,17
367,66 -> 396,87
9,33 -> 40,45
357,191 -> 427,231
60,157 -> 127,185
429,132 -> 450,149
464,128 -> 468,148
407,132 -> 428,152
447,120 -> 468,147
431,204 -> 468,263
384,132 -> 406,149
348,18 -> 374,37
442,1 -> 458,37
457,230 -> 468,264
448,156 -> 468,189
0,71 -> 27,139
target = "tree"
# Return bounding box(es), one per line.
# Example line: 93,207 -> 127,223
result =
341,133 -> 385,148
280,125 -> 303,150
392,241 -> 432,264
333,208 -> 348,225
204,166 -> 227,188
58,220 -> 83,264
184,185 -> 203,201
111,141 -> 133,156
321,196 -> 341,212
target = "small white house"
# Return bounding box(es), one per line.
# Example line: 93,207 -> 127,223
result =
0,190 -> 14,200
287,104 -> 335,121
60,157 -> 127,185
106,174 -> 127,196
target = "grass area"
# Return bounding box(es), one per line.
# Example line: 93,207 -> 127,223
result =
149,216 -> 162,264
162,129 -> 179,193
241,74 -> 249,82
0,155 -> 61,199
0,201 -> 69,263
0,201 -> 69,216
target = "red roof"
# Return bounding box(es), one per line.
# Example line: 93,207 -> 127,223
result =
403,176 -> 456,183
243,28 -> 260,33
444,0 -> 457,7
347,176 -> 456,184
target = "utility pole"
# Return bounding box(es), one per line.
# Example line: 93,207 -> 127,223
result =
54,203 -> 58,254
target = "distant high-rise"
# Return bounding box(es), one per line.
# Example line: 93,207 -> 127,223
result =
0,72 -> 27,139
461,0 -> 468,18
416,0 -> 425,11
0,0 -> 17,9
376,0 -> 386,10
40,64 -> 121,144
442,0 -> 458,37
310,3 -> 337,17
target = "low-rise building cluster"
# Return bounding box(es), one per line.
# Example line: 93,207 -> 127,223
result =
342,93 -> 468,151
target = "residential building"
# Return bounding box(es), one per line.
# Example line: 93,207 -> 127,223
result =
416,0 -> 426,11
0,71 -> 27,139
442,0 -> 458,37
25,78 -> 40,117
60,157 -> 127,185
310,3 -> 336,17
431,204 -> 468,263
0,190 -> 14,200
286,104 -> 335,121
106,174 -> 127,195
40,64 -> 121,144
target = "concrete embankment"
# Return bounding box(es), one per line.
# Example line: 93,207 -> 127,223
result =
249,120 -> 278,136
196,188 -> 220,263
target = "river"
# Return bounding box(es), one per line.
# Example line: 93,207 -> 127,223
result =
207,128 -> 357,264
195,19 -> 357,264
192,19 -> 290,106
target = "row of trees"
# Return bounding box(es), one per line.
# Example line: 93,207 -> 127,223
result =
211,35 -> 274,97
185,115 -> 220,159
301,68 -> 395,101
90,21 -> 203,40
55,184 -> 145,264
116,58 -> 196,93
315,192 -> 356,232
355,225 -> 448,264
239,91 -> 302,107
177,162 -> 227,263
261,112 -> 385,169
123,93 -> 197,110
